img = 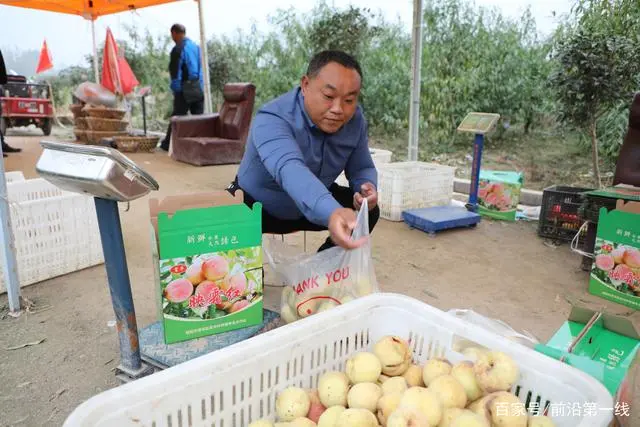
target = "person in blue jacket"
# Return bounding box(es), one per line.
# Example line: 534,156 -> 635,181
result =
160,24 -> 205,151
228,50 -> 380,252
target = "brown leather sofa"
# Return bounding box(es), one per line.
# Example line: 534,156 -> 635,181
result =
169,83 -> 256,166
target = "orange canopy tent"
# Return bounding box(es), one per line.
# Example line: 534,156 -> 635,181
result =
0,0 -> 213,111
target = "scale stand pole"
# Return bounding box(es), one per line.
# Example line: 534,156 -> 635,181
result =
466,133 -> 484,212
141,96 -> 147,136
94,197 -> 152,380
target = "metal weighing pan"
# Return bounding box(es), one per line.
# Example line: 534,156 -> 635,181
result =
36,140 -> 159,202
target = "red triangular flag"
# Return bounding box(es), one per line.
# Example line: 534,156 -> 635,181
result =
36,40 -> 53,74
101,28 -> 139,95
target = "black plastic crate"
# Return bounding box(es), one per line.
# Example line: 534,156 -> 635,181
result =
579,194 -> 619,223
538,185 -> 593,242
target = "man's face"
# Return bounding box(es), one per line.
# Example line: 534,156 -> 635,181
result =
301,62 -> 361,134
171,31 -> 181,43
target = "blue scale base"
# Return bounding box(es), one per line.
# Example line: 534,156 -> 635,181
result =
139,309 -> 281,369
402,206 -> 481,234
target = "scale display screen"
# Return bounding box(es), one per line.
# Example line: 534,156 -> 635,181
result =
457,112 -> 500,134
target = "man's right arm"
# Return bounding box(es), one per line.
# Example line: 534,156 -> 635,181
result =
251,112 -> 342,227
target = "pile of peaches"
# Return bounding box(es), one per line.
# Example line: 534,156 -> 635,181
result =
249,336 -> 555,427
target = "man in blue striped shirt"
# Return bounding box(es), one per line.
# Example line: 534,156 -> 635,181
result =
230,50 -> 380,252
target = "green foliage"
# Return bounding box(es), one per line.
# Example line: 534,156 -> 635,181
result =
550,29 -> 639,127
548,0 -> 640,184
308,5 -> 381,57
46,0 -> 639,174
418,1 -> 552,147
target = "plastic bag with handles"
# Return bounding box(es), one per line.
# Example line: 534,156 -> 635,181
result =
73,82 -> 117,107
264,198 -> 379,323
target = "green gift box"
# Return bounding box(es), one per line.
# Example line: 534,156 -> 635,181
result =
535,305 -> 639,427
477,170 -> 524,221
149,191 -> 264,345
589,200 -> 640,311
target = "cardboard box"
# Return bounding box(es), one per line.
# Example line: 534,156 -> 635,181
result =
589,200 -> 640,311
535,306 -> 639,427
477,170 -> 524,221
149,191 -> 264,344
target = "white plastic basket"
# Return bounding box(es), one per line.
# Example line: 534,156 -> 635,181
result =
378,161 -> 456,221
0,178 -> 104,292
370,148 -> 392,163
5,171 -> 26,183
63,293 -> 613,427
335,148 -> 393,187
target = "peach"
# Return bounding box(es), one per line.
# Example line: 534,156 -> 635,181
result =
276,387 -> 310,421
612,247 -> 626,264
422,358 -> 452,386
402,364 -> 425,387
228,273 -> 248,294
229,300 -> 250,313
185,260 -> 206,285
164,279 -> 194,303
595,254 -> 615,272
202,255 -> 229,281
306,389 -> 326,423
623,248 -> 640,268
374,336 -> 412,376
195,280 -> 218,297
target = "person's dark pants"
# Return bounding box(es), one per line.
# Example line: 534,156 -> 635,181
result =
160,92 -> 204,151
0,102 -> 20,155
227,179 -> 380,252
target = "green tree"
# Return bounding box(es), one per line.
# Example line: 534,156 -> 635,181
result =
308,4 -> 380,57
549,0 -> 640,186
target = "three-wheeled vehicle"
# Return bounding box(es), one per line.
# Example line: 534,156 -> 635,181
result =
0,75 -> 54,135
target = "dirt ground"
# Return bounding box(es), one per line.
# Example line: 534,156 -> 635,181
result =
1,128 -> 639,426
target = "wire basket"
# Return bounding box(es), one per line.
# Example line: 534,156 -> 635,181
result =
114,135 -> 159,153
378,161 -> 456,221
85,117 -> 128,132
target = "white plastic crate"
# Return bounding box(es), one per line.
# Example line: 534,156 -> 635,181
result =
4,171 -> 25,183
378,161 -> 456,221
370,147 -> 392,163
63,293 -> 613,427
335,148 -> 393,187
0,178 -> 104,293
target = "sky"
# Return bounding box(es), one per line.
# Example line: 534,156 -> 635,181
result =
0,0 -> 574,71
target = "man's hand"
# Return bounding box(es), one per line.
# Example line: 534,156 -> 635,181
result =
354,182 -> 378,211
328,208 -> 368,250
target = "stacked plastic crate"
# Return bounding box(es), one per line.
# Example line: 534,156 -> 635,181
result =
0,174 -> 104,293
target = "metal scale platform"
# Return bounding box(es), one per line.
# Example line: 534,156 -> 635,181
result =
35,141 -> 280,381
402,112 -> 501,234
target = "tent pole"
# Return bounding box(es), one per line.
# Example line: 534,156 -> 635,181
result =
0,144 -> 21,314
408,0 -> 423,161
92,19 -> 99,83
197,0 -> 213,114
